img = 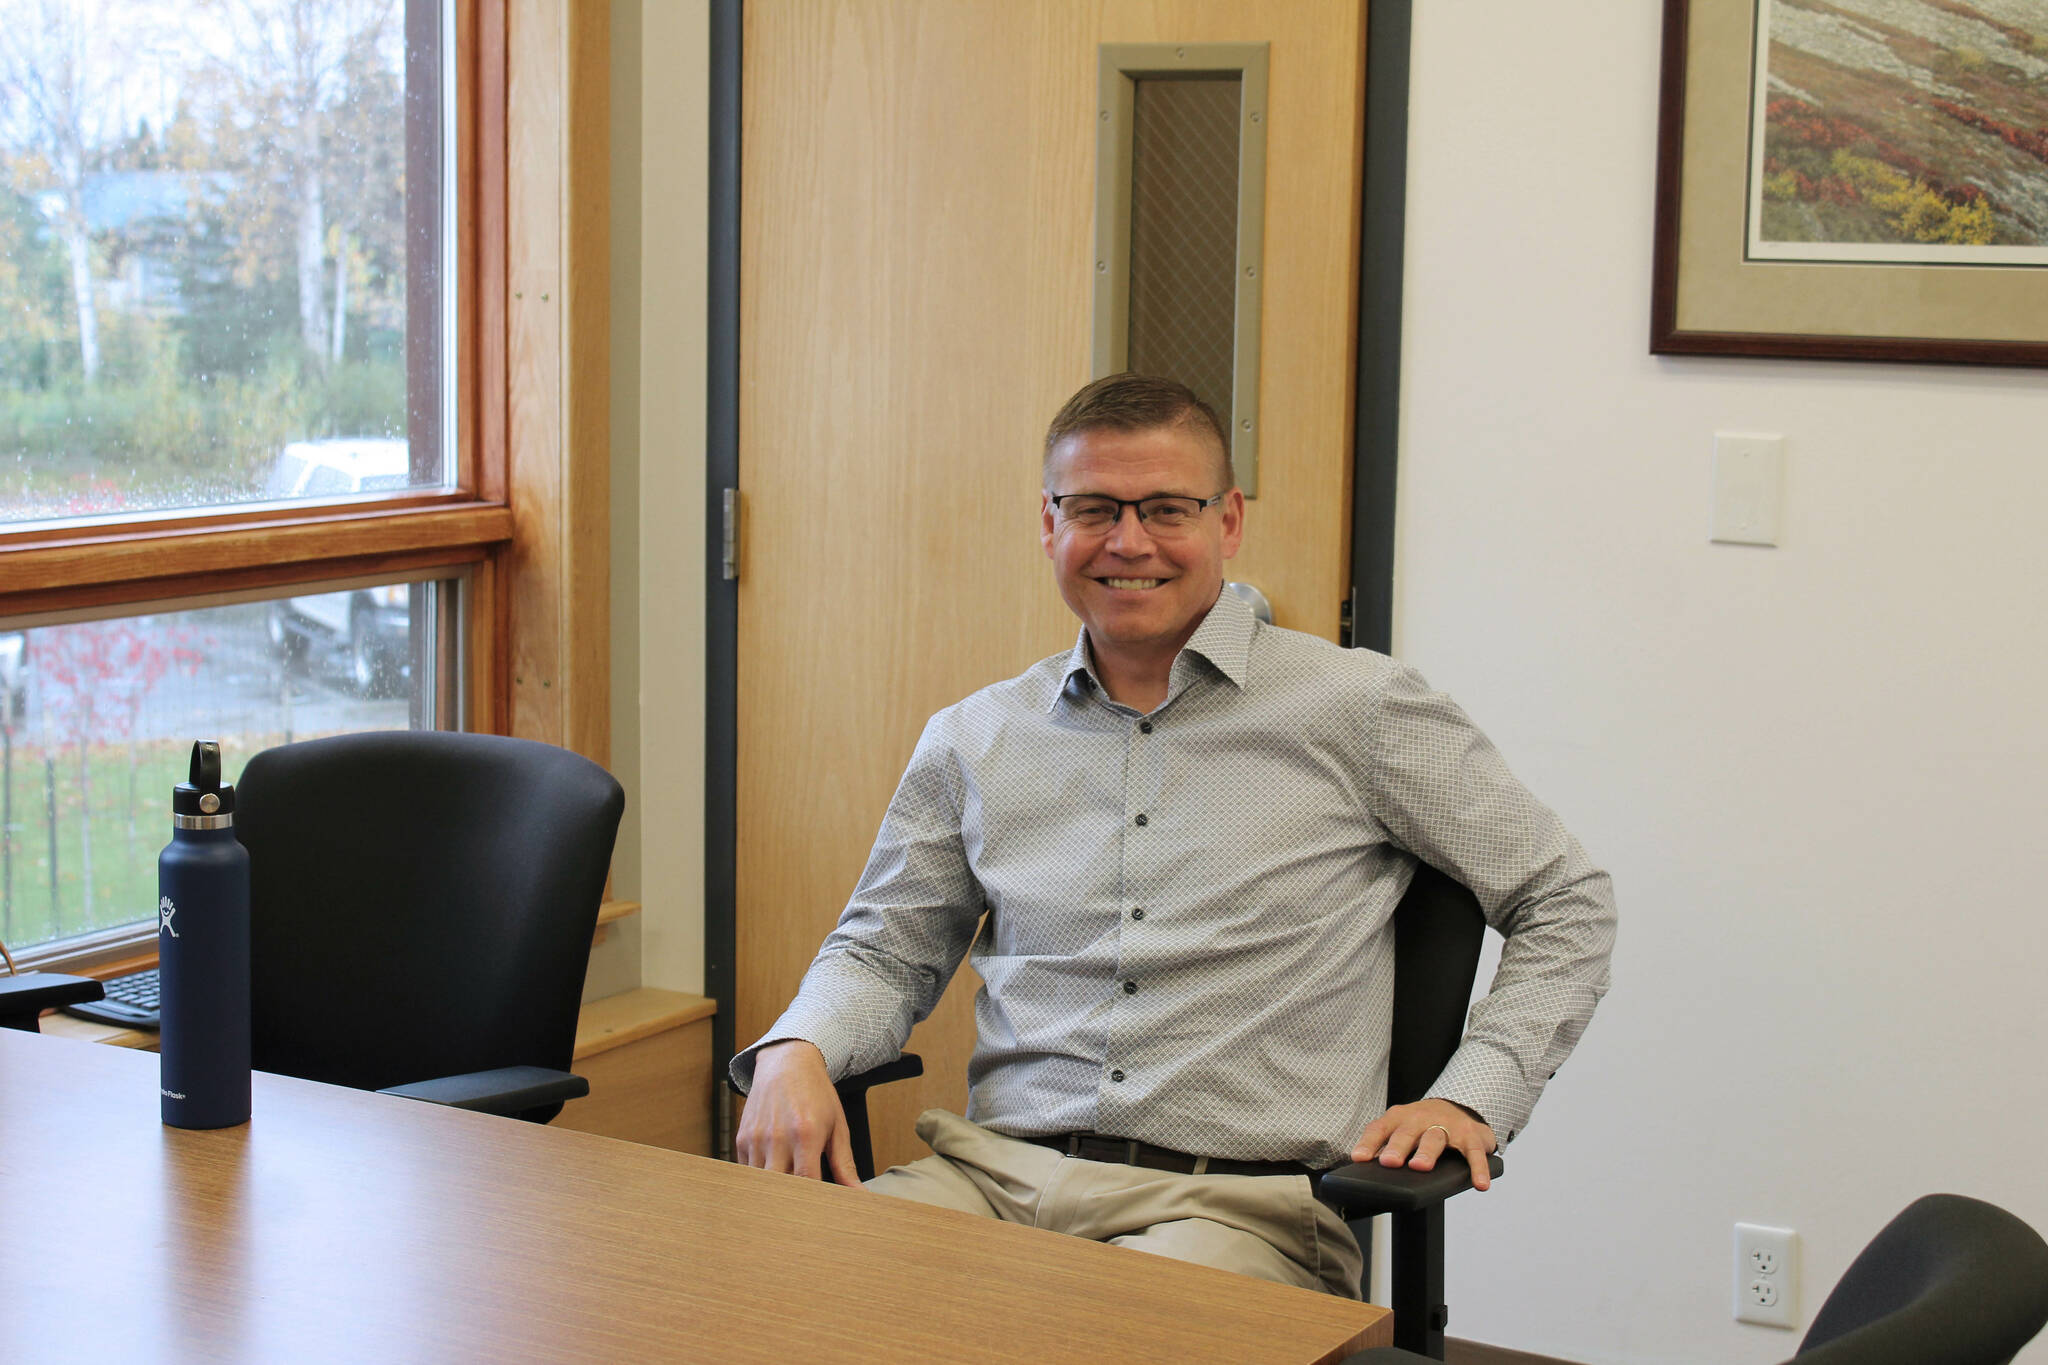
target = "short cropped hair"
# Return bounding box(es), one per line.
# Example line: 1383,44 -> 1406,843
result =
1041,373 -> 1234,490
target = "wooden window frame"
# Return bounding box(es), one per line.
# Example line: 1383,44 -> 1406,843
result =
0,0 -> 611,969
0,0 -> 610,753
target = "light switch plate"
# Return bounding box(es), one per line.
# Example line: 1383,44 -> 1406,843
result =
1711,433 -> 1784,546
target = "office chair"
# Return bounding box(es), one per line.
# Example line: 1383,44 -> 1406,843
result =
0,971 -> 104,1032
835,860 -> 1502,1358
238,730 -> 624,1122
1341,1193 -> 2048,1365
1316,860 -> 1502,1357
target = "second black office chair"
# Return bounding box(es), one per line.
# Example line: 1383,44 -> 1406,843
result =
835,859 -> 1502,1359
238,730 -> 624,1122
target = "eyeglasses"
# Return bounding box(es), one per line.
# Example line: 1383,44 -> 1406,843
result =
1047,492 -> 1226,536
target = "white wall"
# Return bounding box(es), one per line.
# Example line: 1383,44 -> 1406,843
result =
586,0 -> 646,1004
1399,7 -> 2048,1362
613,0 -> 710,998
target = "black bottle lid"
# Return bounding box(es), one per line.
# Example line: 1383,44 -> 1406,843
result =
173,741 -> 236,818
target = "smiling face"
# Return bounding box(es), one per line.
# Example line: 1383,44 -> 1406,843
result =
1041,421 -> 1245,675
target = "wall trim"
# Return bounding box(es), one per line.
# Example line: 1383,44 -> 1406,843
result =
1348,0 -> 1411,653
704,0 -> 741,1087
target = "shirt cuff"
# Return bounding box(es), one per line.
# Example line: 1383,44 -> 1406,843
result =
727,1002 -> 868,1094
1423,1038 -> 1534,1145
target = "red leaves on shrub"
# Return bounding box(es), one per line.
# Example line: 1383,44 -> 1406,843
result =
1929,98 -> 2048,167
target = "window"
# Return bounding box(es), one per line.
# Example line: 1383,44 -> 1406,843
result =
0,0 -> 534,970
0,578 -> 458,961
0,0 -> 459,528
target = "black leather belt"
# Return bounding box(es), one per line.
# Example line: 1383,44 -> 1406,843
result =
1021,1132 -> 1315,1180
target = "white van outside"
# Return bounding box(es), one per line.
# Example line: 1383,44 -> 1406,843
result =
263,439 -> 415,695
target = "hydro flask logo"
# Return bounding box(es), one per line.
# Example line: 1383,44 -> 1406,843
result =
159,895 -> 179,938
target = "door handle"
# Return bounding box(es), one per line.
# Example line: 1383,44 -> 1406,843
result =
1225,581 -> 1273,625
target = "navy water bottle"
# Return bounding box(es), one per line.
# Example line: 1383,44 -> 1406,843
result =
159,741 -> 251,1129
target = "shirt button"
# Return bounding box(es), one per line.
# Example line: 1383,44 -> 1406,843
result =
1134,813 -> 1148,827
1131,907 -> 1146,921
1110,1069 -> 1125,1083
1139,721 -> 1153,734
1123,980 -> 1138,995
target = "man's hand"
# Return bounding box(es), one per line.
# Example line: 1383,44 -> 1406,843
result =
1350,1098 -> 1498,1191
732,1039 -> 861,1186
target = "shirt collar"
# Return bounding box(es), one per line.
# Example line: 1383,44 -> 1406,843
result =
1181,587 -> 1255,687
1055,631 -> 1096,709
1052,588 -> 1256,712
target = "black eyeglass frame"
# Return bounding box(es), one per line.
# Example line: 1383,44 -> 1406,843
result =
1046,491 -> 1229,529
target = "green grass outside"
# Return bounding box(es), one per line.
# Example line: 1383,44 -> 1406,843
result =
0,733 -> 288,952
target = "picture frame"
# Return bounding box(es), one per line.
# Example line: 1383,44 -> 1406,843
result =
1650,0 -> 2048,367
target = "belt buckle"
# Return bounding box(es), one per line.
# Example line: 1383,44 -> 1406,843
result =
1066,1133 -> 1143,1165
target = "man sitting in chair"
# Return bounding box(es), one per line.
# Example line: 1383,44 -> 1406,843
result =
732,373 -> 1616,1297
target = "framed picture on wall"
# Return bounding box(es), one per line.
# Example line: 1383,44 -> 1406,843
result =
1651,0 -> 2048,366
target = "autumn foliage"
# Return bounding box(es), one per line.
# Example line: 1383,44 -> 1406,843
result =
1928,99 -> 2048,168
1761,98 -> 2001,246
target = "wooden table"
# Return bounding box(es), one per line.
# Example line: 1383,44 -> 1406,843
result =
41,987 -> 725,1157
0,1031 -> 1388,1362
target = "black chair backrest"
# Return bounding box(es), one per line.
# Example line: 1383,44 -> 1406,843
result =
238,730 -> 624,1096
1793,1194 -> 2048,1365
1386,859 -> 1488,1107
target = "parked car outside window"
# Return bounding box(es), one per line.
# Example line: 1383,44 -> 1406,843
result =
0,631 -> 25,723
262,440 -> 414,696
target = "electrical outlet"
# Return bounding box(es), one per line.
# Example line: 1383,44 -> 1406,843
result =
1735,1223 -> 1799,1329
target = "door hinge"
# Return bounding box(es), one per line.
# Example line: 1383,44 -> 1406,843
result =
717,1079 -> 736,1161
721,488 -> 741,582
1340,587 -> 1358,648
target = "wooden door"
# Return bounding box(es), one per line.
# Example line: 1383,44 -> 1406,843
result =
737,0 -> 1367,1171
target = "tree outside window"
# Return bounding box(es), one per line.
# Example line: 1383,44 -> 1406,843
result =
0,0 -> 436,522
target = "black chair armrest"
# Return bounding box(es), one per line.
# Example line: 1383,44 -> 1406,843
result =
1315,1150 -> 1505,1214
832,1052 -> 923,1104
0,972 -> 105,1032
832,1052 -> 923,1182
378,1065 -> 589,1120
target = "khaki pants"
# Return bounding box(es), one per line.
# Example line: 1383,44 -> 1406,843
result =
865,1109 -> 1364,1299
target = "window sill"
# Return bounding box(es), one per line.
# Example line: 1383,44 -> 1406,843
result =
573,987 -> 716,1062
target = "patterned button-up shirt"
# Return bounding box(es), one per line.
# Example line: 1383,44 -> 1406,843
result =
733,592 -> 1616,1169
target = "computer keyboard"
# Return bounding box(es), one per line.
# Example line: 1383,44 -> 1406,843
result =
62,967 -> 160,1030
